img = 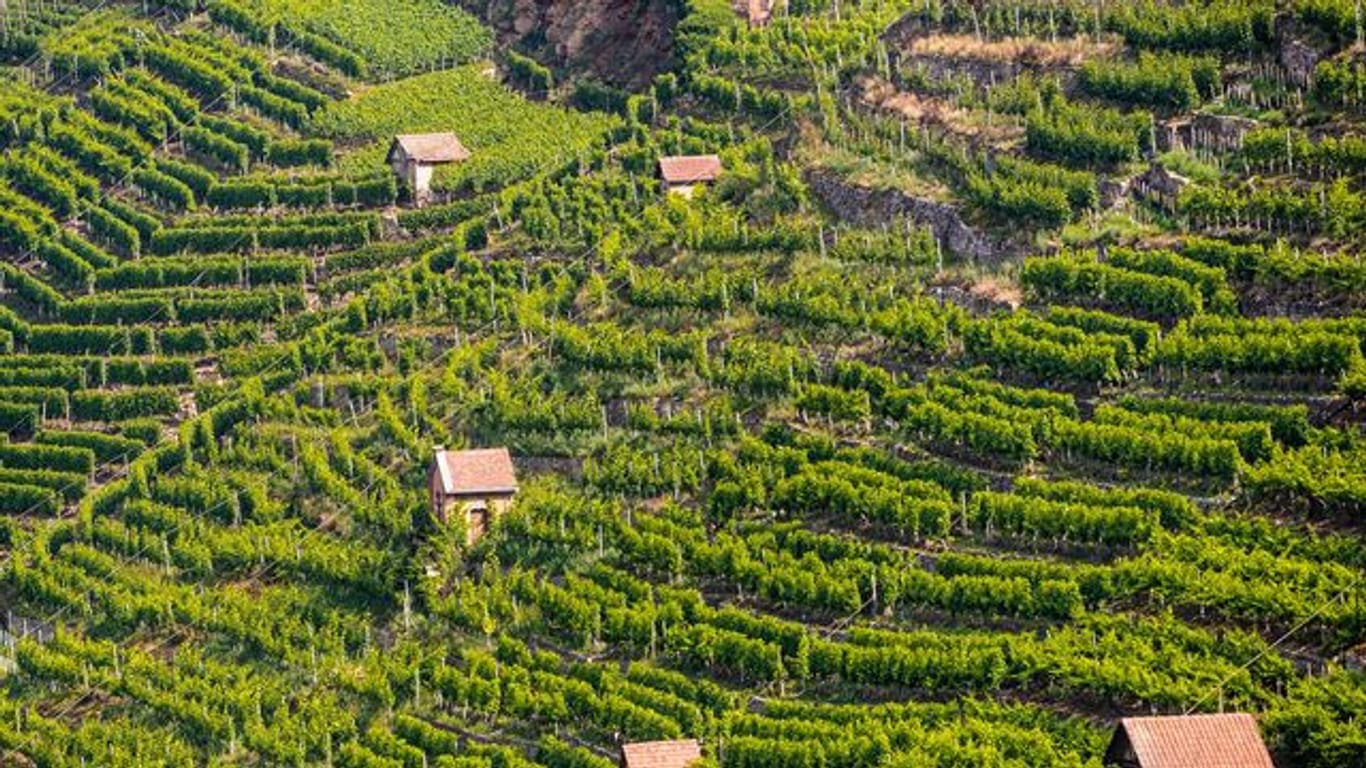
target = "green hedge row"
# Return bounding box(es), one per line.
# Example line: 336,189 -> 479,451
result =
151,221 -> 371,254
38,240 -> 94,285
0,366 -> 84,389
265,139 -> 332,168
240,84 -> 309,129
133,167 -> 196,210
143,42 -> 236,99
95,256 -> 307,290
199,114 -> 270,157
0,481 -> 60,515
70,388 -> 179,422
0,466 -> 86,501
0,263 -> 63,313
177,288 -> 306,323
325,240 -> 436,273
36,429 -> 146,463
0,402 -> 38,434
255,71 -> 328,111
0,356 -> 192,388
58,296 -> 171,326
204,175 -> 395,212
100,197 -> 162,243
124,69 -> 200,123
183,125 -> 250,172
52,289 -> 306,326
0,385 -> 68,413
0,208 -> 45,252
189,210 -> 380,233
2,150 -> 80,217
120,418 -> 163,445
59,230 -> 117,269
90,86 -> 174,144
0,442 -> 95,474
25,324 -> 156,355
156,158 -> 217,199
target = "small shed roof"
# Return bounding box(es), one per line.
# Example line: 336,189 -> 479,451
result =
433,448 -> 518,496
389,133 -> 471,164
658,155 -> 722,184
621,739 -> 703,768
1105,713 -> 1274,768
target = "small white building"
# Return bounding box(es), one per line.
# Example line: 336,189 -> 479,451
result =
387,133 -> 470,206
658,155 -> 723,198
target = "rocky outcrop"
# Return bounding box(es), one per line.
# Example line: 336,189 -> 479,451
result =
805,169 -> 1002,263
1098,177 -> 1130,210
1131,162 -> 1190,213
455,0 -> 679,90
1280,37 -> 1320,87
1276,19 -> 1322,87
1159,112 -> 1259,154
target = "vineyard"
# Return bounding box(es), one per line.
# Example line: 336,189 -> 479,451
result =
0,0 -> 1362,767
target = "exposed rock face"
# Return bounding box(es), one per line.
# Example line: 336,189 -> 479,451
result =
456,0 -> 679,90
1131,162 -> 1190,213
1159,112 -> 1259,153
1098,177 -> 1130,210
1280,37 -> 1320,87
1276,19 -> 1322,87
805,169 -> 1001,263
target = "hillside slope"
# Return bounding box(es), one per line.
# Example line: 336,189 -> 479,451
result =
0,0 -> 1361,766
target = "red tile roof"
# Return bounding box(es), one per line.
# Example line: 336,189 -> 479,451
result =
1107,713 -> 1274,768
621,739 -> 703,768
658,155 -> 722,184
434,448 -> 518,496
389,133 -> 471,164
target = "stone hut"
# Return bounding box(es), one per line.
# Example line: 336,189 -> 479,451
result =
428,447 -> 518,546
387,133 -> 470,206
658,155 -> 722,198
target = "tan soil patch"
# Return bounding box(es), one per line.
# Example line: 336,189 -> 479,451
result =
969,276 -> 1023,309
857,75 -> 1024,145
906,33 -> 1117,68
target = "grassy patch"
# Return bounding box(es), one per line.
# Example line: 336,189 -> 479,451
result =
310,67 -> 620,194
236,0 -> 492,78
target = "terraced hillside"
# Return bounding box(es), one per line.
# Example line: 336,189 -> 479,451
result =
0,0 -> 1363,766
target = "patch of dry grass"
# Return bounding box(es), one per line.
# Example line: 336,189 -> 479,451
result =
907,33 -> 1116,68
857,76 -> 1024,146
